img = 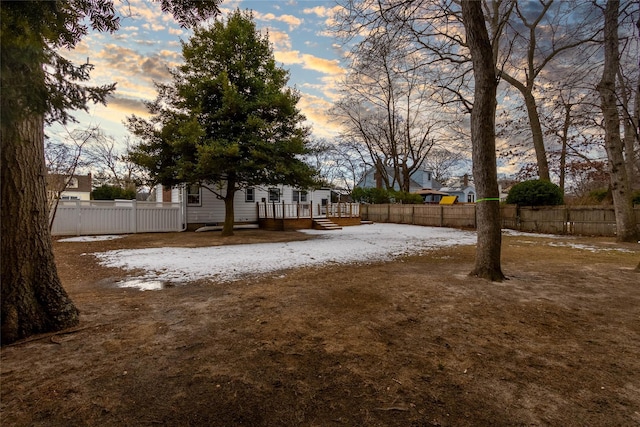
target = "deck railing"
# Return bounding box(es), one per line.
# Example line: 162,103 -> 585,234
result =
257,202 -> 360,219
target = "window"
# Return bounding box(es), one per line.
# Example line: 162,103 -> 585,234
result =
292,190 -> 308,202
66,177 -> 78,189
268,188 -> 280,202
467,193 -> 475,203
245,188 -> 255,202
187,184 -> 201,206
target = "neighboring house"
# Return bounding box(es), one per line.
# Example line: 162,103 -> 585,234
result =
440,174 -> 476,203
47,173 -> 92,201
154,183 -> 332,230
357,164 -> 443,194
414,188 -> 451,204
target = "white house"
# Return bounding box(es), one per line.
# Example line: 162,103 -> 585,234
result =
154,183 -> 332,230
47,173 -> 92,201
439,175 -> 476,203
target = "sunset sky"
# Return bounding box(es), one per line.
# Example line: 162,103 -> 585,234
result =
50,0 -> 347,143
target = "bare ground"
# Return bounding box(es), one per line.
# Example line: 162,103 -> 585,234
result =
1,227 -> 639,426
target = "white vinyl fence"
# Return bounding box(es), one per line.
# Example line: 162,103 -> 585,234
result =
50,200 -> 184,236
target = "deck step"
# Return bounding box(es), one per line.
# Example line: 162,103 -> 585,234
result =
313,218 -> 342,230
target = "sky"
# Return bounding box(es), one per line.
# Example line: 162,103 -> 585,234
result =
51,0 -> 347,144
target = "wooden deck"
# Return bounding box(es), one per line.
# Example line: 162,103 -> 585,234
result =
257,202 -> 361,231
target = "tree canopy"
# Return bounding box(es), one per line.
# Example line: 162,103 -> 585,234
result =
128,9 -> 318,236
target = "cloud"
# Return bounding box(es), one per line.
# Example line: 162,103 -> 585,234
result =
254,11 -> 303,30
266,29 -> 291,50
118,0 -> 163,24
106,94 -> 150,117
300,54 -> 344,76
302,5 -> 341,18
298,93 -> 342,139
275,50 -> 345,77
168,27 -> 183,36
142,23 -> 167,32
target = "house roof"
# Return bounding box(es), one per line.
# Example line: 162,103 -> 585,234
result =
47,174 -> 92,193
414,188 -> 450,196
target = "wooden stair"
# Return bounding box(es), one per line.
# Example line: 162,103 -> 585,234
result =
313,218 -> 342,230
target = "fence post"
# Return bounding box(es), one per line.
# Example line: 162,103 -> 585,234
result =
131,199 -> 137,234
440,205 -> 444,227
75,199 -> 81,236
473,204 -> 477,229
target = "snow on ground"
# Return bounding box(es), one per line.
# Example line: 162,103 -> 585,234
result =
59,235 -> 125,243
94,224 -> 477,287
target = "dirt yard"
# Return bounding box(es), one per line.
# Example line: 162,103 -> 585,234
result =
2,227 -> 639,426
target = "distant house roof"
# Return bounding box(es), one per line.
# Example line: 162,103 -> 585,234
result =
47,174 -> 92,193
414,188 -> 450,196
357,165 -> 442,192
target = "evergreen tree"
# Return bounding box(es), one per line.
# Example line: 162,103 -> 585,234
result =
129,10 -> 318,236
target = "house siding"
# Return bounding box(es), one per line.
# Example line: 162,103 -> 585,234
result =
180,184 -> 331,225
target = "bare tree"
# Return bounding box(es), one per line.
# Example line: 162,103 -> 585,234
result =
332,27 -> 441,192
307,139 -> 369,192
494,0 -> 602,182
424,148 -> 466,184
462,0 -> 505,281
88,132 -> 146,192
44,125 -> 98,228
596,0 -> 638,242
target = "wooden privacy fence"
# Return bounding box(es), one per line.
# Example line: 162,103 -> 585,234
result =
50,200 -> 184,236
360,204 -> 640,237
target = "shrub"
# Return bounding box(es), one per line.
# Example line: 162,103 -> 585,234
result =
588,188 -> 610,203
506,180 -> 563,206
351,188 -> 422,204
92,185 -> 136,200
390,190 -> 424,204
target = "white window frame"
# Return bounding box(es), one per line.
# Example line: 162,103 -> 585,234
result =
187,184 -> 201,206
292,190 -> 308,202
66,177 -> 79,189
268,188 -> 280,203
245,187 -> 255,203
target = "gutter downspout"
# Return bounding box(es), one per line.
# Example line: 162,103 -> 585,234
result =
180,184 -> 188,232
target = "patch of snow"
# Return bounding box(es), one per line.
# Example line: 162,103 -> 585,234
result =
116,279 -> 165,291
547,242 -> 634,253
59,235 -> 125,243
94,224 -> 477,284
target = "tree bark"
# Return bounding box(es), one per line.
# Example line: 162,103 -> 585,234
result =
500,74 -> 551,182
597,0 -> 638,243
462,0 -> 505,281
222,177 -> 236,237
1,114 -> 80,345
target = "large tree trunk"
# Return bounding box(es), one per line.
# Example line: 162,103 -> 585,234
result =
221,177 -> 236,237
462,0 -> 505,281
597,0 -> 638,243
1,114 -> 80,345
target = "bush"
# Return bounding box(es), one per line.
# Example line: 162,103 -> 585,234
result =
390,190 -> 424,204
92,185 -> 136,200
506,180 -> 563,206
351,188 -> 423,204
588,188 -> 610,203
